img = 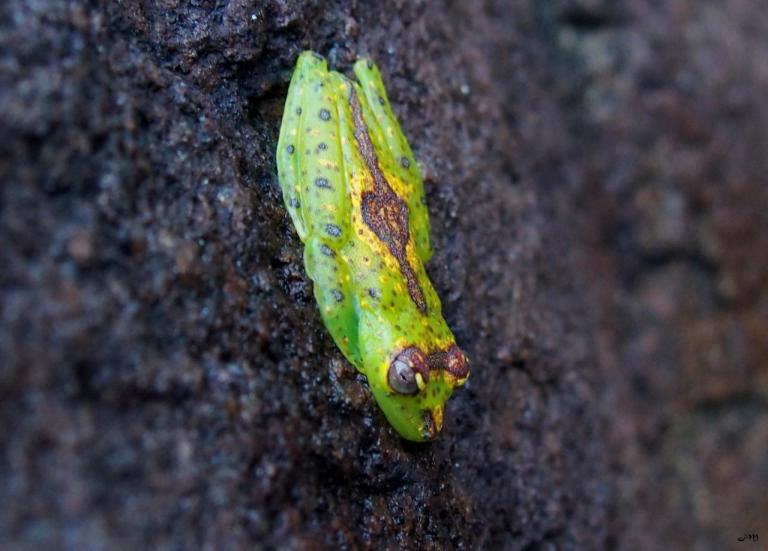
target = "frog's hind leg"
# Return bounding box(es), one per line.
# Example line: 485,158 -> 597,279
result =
298,65 -> 352,243
293,62 -> 363,367
277,52 -> 329,241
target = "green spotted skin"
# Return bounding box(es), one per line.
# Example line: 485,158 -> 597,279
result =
276,51 -> 469,442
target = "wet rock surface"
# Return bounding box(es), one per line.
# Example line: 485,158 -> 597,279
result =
560,2 -> 768,549
1,1 -> 765,549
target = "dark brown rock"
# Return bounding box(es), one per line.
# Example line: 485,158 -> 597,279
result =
1,1 -> 765,549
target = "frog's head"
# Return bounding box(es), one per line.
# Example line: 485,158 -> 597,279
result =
359,320 -> 470,441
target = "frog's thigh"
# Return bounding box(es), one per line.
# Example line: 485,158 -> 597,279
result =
298,72 -> 352,244
304,236 -> 362,369
277,52 -> 329,240
276,76 -> 306,237
352,60 -> 432,262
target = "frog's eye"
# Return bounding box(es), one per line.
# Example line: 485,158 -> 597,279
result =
426,345 -> 470,381
387,347 -> 428,395
388,358 -> 417,395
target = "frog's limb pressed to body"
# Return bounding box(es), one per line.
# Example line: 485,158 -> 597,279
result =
276,51 -> 469,441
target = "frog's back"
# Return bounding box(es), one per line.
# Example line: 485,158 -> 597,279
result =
276,52 -> 450,370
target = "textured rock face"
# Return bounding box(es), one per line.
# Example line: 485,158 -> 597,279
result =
1,1 -> 765,549
559,2 -> 768,548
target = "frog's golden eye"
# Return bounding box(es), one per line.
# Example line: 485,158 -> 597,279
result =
388,347 -> 428,395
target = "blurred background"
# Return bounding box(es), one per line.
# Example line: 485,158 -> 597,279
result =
1,1 -> 766,549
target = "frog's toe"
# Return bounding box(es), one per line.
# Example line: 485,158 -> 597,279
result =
421,406 -> 443,441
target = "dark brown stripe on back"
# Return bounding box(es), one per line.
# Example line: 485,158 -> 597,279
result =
348,87 -> 427,314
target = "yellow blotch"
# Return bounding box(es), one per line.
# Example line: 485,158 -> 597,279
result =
318,159 -> 338,169
431,407 -> 444,429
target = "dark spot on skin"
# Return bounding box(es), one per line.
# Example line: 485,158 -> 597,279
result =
325,224 -> 341,238
366,60 -> 373,70
296,107 -> 302,115
378,95 -> 385,106
319,108 -> 331,121
286,144 -> 294,154
289,198 -> 300,208
401,156 -> 410,168
349,88 -> 427,313
368,288 -> 381,300
318,142 -> 327,150
331,289 -> 344,302
315,177 -> 331,189
320,244 -> 335,257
